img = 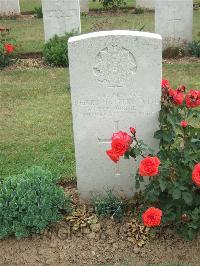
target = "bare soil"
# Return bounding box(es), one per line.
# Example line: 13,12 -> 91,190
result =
1,182 -> 200,266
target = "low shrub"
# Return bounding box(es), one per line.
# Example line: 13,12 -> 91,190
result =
0,167 -> 72,238
92,190 -> 125,220
134,7 -> 144,14
34,6 -> 43,18
43,33 -> 75,67
92,0 -> 126,10
188,40 -> 200,57
163,46 -> 185,59
0,30 -> 16,68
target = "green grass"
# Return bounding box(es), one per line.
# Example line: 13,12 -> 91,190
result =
0,64 -> 200,179
0,68 -> 75,179
20,0 -> 41,13
89,0 -> 135,9
19,0 -> 200,12
1,9 -> 200,54
19,0 -> 135,13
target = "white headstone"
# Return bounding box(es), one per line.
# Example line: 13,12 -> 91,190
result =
0,0 -> 20,15
68,30 -> 162,199
155,0 -> 193,48
80,0 -> 89,13
42,0 -> 81,42
136,0 -> 155,9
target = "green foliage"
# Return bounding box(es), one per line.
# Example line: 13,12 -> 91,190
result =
92,0 -> 126,10
43,33 -> 75,67
34,6 -> 43,18
0,167 -> 72,238
92,190 -> 125,220
0,31 -> 16,68
188,40 -> 200,57
134,7 -> 144,14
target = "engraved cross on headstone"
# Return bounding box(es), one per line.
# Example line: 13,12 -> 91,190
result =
98,120 -> 120,176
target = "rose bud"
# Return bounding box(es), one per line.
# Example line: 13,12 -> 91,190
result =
180,121 -> 188,128
181,213 -> 190,223
178,85 -> 186,92
130,127 -> 136,134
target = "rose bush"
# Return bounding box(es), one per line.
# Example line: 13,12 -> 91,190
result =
105,79 -> 200,239
0,30 -> 16,68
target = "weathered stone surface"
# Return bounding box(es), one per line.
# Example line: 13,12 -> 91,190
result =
0,0 -> 20,15
155,0 -> 193,48
136,0 -> 155,9
68,30 -> 162,199
42,0 -> 81,41
80,0 -> 89,13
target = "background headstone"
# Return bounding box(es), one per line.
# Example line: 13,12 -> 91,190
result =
0,0 -> 20,16
80,0 -> 89,13
42,0 -> 81,42
136,0 -> 155,9
155,0 -> 193,48
68,30 -> 162,199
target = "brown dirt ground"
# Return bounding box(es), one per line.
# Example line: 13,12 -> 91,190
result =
1,182 -> 200,266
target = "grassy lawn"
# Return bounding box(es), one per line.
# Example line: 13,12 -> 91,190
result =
19,0 -> 136,12
20,0 -> 41,12
1,9 -> 200,54
0,64 -> 200,179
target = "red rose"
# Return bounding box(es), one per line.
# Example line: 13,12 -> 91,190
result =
172,90 -> 185,105
139,156 -> 160,177
4,43 -> 15,54
180,121 -> 188,128
162,79 -> 170,88
142,207 -> 162,227
192,163 -> 200,187
130,127 -> 136,135
178,85 -> 186,93
185,90 -> 200,108
111,131 -> 132,156
106,149 -> 119,163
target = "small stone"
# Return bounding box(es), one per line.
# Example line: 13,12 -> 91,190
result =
57,227 -> 69,240
82,227 -> 91,234
133,246 -> 140,254
90,223 -> 101,233
87,232 -> 96,239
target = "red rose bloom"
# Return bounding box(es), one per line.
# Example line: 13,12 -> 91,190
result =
178,85 -> 186,93
180,121 -> 188,128
185,90 -> 200,108
192,163 -> 200,187
139,156 -> 160,177
106,149 -> 119,163
111,131 -> 132,156
162,79 -> 170,88
142,207 -> 162,227
130,127 -> 136,134
168,89 -> 184,106
4,43 -> 15,54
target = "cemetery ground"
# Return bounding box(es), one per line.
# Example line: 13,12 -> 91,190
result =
0,3 -> 200,266
1,62 -> 200,266
1,9 -> 200,54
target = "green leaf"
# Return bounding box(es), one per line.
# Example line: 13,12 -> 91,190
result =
182,192 -> 193,205
159,179 -> 167,192
172,188 -> 181,200
154,130 -> 163,140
